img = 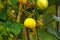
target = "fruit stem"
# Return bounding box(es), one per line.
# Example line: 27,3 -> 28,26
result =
36,26 -> 41,40
26,28 -> 30,40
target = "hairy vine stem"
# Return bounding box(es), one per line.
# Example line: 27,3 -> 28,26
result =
17,3 -> 23,22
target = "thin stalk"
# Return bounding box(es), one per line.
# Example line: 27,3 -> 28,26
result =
43,19 -> 54,27
13,35 -> 17,40
17,3 -> 23,22
36,27 -> 40,40
26,28 -> 30,40
56,5 -> 59,31
41,19 -> 55,29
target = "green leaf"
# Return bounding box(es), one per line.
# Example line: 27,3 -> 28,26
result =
48,0 -> 60,6
53,15 -> 60,22
0,10 -> 7,20
37,28 -> 57,40
7,0 -> 18,9
0,20 -> 12,28
9,22 -> 24,35
43,12 -> 53,25
8,0 -> 18,5
46,28 -> 60,40
1,21 -> 24,35
0,25 -> 6,35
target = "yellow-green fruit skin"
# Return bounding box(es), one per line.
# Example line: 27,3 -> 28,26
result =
24,18 -> 36,28
37,0 -> 49,10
